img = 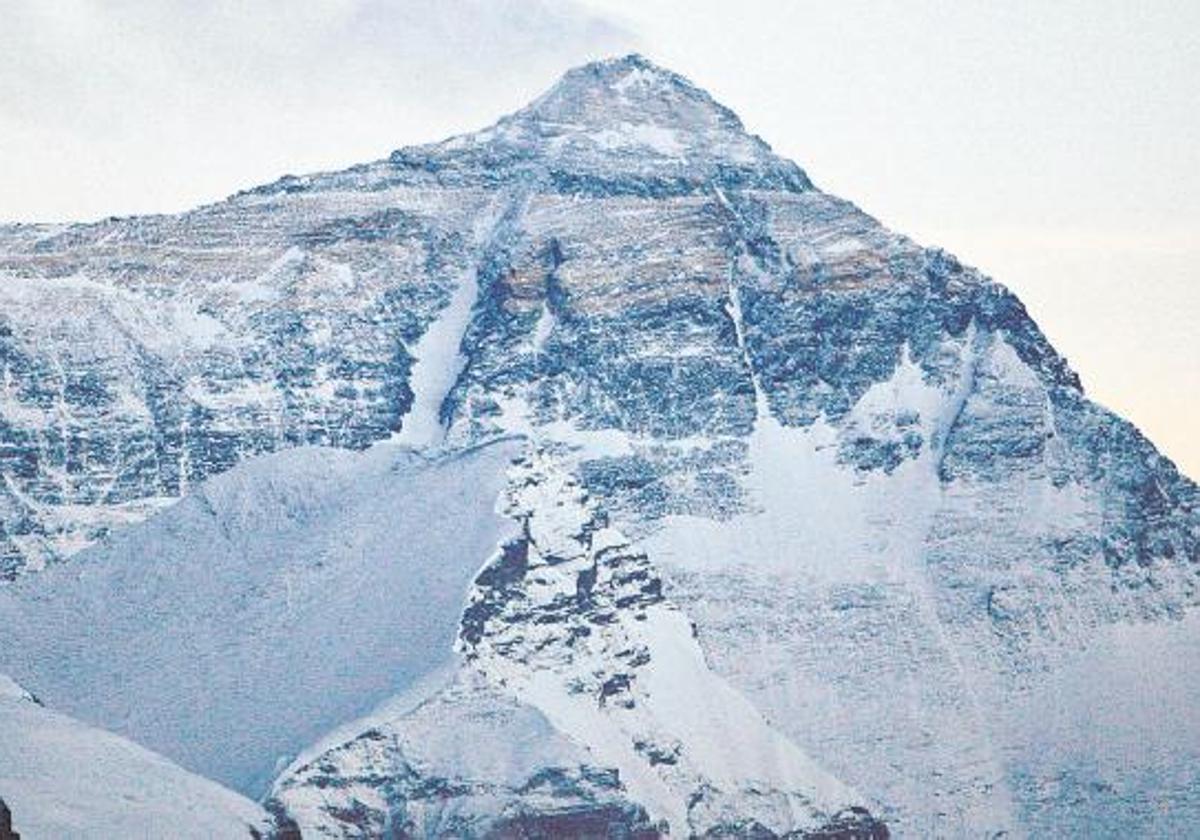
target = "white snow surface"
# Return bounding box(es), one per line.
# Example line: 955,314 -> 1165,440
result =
391,268 -> 480,446
0,674 -> 272,840
589,122 -> 684,157
0,438 -> 520,797
530,302 -> 556,354
998,611 -> 1200,836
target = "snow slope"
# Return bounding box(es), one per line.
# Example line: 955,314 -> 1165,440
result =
0,673 -> 275,840
643,333 -> 1198,835
0,439 -> 520,797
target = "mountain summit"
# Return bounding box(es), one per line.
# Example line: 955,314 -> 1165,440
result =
463,52 -> 806,184
242,54 -> 811,201
506,53 -> 753,136
1,56 -> 1198,838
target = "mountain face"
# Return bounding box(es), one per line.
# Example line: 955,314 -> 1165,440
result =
1,54 -> 1198,837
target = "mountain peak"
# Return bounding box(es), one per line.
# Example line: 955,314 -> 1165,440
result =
384,54 -> 812,194
569,52 -> 668,77
552,52 -> 709,101
516,52 -> 745,135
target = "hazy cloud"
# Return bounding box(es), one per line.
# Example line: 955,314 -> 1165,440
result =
0,0 -> 636,220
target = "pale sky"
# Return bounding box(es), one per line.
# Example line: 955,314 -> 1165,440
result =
1,0 -> 1196,476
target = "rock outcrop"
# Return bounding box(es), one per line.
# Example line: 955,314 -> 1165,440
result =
0,798 -> 20,840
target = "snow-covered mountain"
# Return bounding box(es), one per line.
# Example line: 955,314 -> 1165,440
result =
1,54 -> 1198,837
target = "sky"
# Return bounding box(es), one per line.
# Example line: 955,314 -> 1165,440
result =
1,0 -> 1197,475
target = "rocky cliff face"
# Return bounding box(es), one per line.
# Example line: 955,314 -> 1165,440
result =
2,55 -> 1197,837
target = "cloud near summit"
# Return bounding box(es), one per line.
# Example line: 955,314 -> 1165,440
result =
0,0 -> 637,222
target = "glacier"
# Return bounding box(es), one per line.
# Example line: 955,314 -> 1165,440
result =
0,440 -> 519,797
1,53 -> 1198,837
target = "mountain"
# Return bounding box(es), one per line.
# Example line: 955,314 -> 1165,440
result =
1,54 -> 1197,837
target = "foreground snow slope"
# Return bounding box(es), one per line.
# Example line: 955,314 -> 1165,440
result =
0,439 -> 519,796
0,674 -> 275,840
